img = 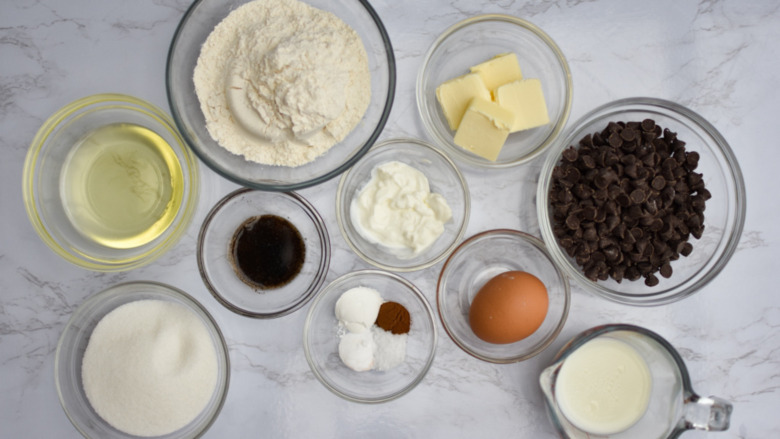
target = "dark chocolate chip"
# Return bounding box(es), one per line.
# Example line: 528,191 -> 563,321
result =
579,134 -> 594,148
663,128 -> 677,142
550,120 -> 706,287
680,242 -> 693,256
687,172 -> 703,187
626,266 -> 642,281
563,147 -> 578,162
660,262 -> 673,278
630,189 -> 647,204
645,273 -> 660,287
565,214 -> 580,230
582,154 -> 596,169
564,166 -> 581,183
651,175 -> 666,191
608,132 -> 623,148
685,151 -> 700,170
620,128 -> 637,142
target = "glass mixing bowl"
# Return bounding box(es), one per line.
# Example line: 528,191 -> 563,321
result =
166,0 -> 395,191
303,270 -> 437,403
197,188 -> 331,318
537,97 -> 746,305
336,138 -> 470,272
417,14 -> 572,168
55,281 -> 230,438
22,94 -> 199,271
437,229 -> 570,363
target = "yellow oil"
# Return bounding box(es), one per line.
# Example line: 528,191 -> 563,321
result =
61,123 -> 184,249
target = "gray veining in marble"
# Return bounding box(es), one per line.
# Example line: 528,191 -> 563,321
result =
2,0 -> 779,438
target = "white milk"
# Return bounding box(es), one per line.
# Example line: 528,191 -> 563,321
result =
554,337 -> 652,435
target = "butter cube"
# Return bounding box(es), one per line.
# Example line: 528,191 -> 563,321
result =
435,73 -> 491,130
495,78 -> 550,132
453,97 -> 515,161
469,53 -> 523,94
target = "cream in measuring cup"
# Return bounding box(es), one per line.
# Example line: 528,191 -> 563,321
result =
540,324 -> 732,439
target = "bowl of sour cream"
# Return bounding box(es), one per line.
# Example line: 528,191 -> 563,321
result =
336,137 -> 470,272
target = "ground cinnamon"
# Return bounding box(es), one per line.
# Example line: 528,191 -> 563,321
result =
374,301 -> 411,334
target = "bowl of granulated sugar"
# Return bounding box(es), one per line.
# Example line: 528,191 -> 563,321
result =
55,281 -> 230,438
167,0 -> 395,191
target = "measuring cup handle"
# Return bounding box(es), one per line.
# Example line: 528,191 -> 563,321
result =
682,395 -> 733,431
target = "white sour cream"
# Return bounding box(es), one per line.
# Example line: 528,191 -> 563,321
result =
351,161 -> 452,257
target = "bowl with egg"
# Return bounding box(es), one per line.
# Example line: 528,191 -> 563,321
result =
22,93 -> 200,271
55,281 -> 230,438
336,137 -> 470,272
303,269 -> 437,403
166,0 -> 395,191
197,188 -> 331,318
417,14 -> 572,168
537,97 -> 746,306
437,229 -> 570,363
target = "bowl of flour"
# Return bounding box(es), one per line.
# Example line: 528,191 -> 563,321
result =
167,0 -> 395,191
55,282 -> 230,438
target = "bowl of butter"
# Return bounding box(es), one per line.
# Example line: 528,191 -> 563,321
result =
336,138 -> 470,272
417,14 -> 572,168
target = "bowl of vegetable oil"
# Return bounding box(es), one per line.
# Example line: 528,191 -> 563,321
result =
23,94 -> 200,271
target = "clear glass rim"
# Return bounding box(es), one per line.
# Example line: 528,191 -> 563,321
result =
546,323 -> 698,438
551,323 -> 694,396
416,13 -> 573,169
165,0 -> 396,192
22,93 -> 200,272
54,281 -> 230,438
436,229 -> 571,364
196,187 -> 332,318
536,97 -> 747,306
335,137 -> 471,272
302,269 -> 438,403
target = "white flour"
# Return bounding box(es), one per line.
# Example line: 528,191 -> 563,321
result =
81,300 -> 218,437
194,0 -> 371,167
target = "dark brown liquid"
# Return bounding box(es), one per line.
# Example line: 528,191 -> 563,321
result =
230,215 -> 305,289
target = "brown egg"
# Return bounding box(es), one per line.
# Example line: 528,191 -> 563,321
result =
468,271 -> 549,344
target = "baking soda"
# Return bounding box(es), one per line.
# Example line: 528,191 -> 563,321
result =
372,326 -> 407,371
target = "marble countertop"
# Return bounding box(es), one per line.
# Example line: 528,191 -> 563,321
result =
1,0 -> 777,438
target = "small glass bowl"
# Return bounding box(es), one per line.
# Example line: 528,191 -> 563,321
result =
336,138 -> 470,272
437,229 -> 570,363
417,14 -> 572,168
537,97 -> 746,306
303,269 -> 437,403
167,0 -> 395,191
55,281 -> 230,439
22,94 -> 199,271
197,188 -> 331,318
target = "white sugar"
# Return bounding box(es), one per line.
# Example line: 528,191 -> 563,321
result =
81,300 -> 218,437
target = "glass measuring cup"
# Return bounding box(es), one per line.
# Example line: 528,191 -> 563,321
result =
540,324 -> 732,439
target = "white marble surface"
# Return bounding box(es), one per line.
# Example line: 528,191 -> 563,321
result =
1,0 -> 777,438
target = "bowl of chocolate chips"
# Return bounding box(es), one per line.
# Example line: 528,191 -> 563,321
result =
537,97 -> 745,305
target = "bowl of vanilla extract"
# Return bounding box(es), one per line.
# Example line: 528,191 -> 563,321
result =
197,188 -> 331,318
